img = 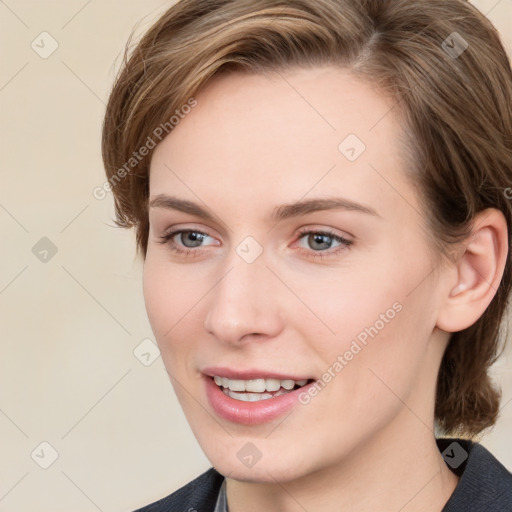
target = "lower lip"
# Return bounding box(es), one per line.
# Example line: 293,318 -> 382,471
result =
204,376 -> 313,425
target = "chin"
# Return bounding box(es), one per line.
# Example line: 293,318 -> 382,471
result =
214,460 -> 305,483
202,443 -> 313,483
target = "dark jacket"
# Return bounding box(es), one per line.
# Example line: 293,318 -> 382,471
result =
134,439 -> 512,511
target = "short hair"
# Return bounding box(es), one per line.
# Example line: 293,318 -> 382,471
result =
101,0 -> 512,436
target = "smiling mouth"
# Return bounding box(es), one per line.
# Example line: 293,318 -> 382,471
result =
212,376 -> 314,402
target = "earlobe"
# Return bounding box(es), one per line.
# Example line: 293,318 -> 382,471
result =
437,208 -> 508,333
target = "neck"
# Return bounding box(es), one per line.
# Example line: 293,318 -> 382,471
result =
226,416 -> 459,512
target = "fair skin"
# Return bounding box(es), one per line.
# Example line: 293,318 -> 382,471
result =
143,66 -> 507,512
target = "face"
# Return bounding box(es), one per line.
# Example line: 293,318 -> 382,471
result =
143,66 -> 449,483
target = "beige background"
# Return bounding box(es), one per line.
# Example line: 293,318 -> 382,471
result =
0,1 -> 511,511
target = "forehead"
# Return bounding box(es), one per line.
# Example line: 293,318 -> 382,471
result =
149,66 -> 412,218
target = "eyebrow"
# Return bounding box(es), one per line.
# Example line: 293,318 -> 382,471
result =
148,194 -> 380,223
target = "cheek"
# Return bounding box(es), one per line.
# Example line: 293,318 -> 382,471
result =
294,256 -> 434,395
284,265 -> 404,353
142,260 -> 172,338
142,255 -> 207,339
142,256 -> 214,392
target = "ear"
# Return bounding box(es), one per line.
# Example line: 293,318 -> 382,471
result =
436,208 -> 508,333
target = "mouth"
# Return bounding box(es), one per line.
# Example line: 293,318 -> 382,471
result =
202,367 -> 317,424
212,376 -> 314,402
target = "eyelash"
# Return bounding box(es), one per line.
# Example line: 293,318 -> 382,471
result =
158,228 -> 353,259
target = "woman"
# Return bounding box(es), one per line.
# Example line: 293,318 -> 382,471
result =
101,0 -> 512,510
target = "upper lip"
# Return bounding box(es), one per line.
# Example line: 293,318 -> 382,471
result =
202,366 -> 314,381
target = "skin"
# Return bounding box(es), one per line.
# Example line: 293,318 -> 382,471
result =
142,66 -> 507,512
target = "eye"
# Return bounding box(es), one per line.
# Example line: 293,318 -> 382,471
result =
175,231 -> 211,248
295,229 -> 352,255
158,229 -> 219,252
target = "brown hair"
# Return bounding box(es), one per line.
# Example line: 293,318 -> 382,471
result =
101,0 -> 512,436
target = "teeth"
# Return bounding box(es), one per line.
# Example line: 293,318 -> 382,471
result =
246,379 -> 266,392
227,379 -> 246,391
281,379 -> 295,390
265,378 -> 281,392
227,390 -> 274,401
222,387 -> 292,401
214,376 -> 310,394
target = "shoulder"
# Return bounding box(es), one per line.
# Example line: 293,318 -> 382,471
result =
133,468 -> 224,512
438,438 -> 512,511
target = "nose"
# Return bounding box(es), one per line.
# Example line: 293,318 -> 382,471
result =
203,256 -> 285,346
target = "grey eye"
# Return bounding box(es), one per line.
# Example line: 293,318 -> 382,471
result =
305,233 -> 337,251
178,231 -> 208,248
